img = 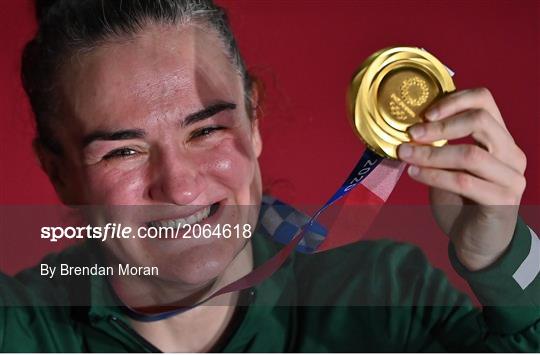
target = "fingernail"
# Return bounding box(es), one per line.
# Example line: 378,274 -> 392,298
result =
425,107 -> 438,121
408,165 -> 419,176
408,125 -> 425,139
399,143 -> 413,158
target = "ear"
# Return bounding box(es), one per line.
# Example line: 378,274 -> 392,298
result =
33,139 -> 72,204
249,85 -> 263,158
251,118 -> 263,158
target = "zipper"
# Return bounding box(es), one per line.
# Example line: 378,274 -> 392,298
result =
108,315 -> 162,353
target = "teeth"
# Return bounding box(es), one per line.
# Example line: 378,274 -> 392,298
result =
149,206 -> 211,228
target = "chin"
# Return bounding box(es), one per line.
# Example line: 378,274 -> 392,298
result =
147,236 -> 247,286
103,198 -> 258,302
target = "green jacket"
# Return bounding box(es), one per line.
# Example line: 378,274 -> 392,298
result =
1,216 -> 539,352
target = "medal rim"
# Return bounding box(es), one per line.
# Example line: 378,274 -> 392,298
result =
350,46 -> 456,159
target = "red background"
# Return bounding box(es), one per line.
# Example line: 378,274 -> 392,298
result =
1,1 -> 539,298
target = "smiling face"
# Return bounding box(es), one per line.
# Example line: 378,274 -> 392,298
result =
41,23 -> 263,295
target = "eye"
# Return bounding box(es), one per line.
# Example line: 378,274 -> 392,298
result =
190,126 -> 225,140
103,147 -> 138,160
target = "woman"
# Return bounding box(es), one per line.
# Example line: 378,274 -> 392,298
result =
1,0 -> 538,352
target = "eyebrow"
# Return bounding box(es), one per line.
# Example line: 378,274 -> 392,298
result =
82,101 -> 237,147
82,129 -> 145,147
181,101 -> 237,128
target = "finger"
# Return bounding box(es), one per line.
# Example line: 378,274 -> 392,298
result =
407,110 -> 527,174
408,109 -> 514,157
398,143 -> 526,190
425,87 -> 507,130
407,166 -> 521,205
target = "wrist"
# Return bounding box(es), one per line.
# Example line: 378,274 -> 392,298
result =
454,246 -> 508,271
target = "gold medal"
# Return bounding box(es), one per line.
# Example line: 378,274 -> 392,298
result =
348,47 -> 455,159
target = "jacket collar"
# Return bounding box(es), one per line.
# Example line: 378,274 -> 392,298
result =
258,195 -> 326,253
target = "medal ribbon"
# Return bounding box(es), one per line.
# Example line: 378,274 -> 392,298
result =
122,149 -> 405,321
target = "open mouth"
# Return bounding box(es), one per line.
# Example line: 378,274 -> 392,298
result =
146,202 -> 220,229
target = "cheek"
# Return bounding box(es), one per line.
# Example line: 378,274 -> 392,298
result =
205,136 -> 256,190
83,163 -> 148,204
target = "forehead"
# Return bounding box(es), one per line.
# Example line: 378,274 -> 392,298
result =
59,23 -> 243,130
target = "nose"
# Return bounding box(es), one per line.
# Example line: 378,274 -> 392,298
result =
147,149 -> 206,205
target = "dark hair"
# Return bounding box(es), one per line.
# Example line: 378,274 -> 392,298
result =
21,0 -> 255,155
